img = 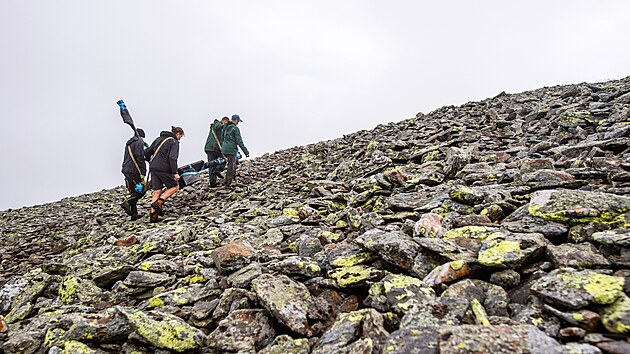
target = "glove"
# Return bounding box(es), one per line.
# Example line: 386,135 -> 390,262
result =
237,152 -> 242,159
134,183 -> 144,193
117,100 -> 127,110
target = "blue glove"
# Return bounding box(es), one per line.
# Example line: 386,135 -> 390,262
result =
237,152 -> 242,159
117,100 -> 127,110
134,183 -> 144,193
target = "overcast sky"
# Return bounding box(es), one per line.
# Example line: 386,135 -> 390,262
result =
1,1 -> 629,211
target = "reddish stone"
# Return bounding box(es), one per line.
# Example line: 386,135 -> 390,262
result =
0,315 -> 7,333
115,235 -> 138,247
212,241 -> 257,274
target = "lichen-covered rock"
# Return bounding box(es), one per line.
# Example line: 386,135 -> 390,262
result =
118,308 -> 206,352
398,296 -> 470,330
4,270 -> 51,323
546,243 -> 610,269
590,228 -> 630,247
383,327 -> 438,354
122,270 -> 174,288
61,340 -> 105,354
601,293 -> 630,334
531,269 -> 625,310
328,265 -> 386,288
0,329 -> 43,354
146,284 -> 218,308
66,308 -> 133,343
364,273 -> 435,314
355,229 -> 421,272
227,261 -> 262,288
206,309 -> 275,353
449,185 -> 484,206
562,342 -> 603,354
268,256 -> 322,278
437,325 -> 563,354
489,269 -> 521,289
477,232 -> 547,269
252,273 -> 313,336
528,189 -> 630,225
59,275 -> 103,306
325,241 -> 376,268
311,308 -> 389,354
258,334 -> 311,354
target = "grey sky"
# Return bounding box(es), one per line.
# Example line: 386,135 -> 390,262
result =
1,1 -> 629,211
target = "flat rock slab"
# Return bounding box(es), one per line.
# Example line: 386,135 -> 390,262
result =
591,228 -> 630,247
252,273 -> 313,336
531,269 -> 625,310
529,189 -> 630,225
477,232 -> 547,269
118,308 -> 206,352
437,325 -> 563,354
546,243 -> 610,269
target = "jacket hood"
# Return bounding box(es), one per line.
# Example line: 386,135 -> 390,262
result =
126,136 -> 141,146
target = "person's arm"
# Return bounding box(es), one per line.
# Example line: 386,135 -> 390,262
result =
131,141 -> 147,176
144,141 -> 155,162
235,128 -> 249,157
168,141 -> 179,174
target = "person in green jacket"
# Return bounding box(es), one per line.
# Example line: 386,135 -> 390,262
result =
221,114 -> 250,187
204,116 -> 229,187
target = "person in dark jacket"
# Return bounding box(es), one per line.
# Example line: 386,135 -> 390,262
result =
144,126 -> 185,222
120,128 -> 148,220
203,116 -> 229,187
221,114 -> 249,187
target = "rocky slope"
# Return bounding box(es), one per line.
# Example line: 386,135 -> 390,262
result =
1,76 -> 630,353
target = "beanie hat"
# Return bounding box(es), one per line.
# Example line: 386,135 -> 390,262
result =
136,128 -> 146,138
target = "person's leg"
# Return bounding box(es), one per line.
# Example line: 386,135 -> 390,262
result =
151,172 -> 178,218
121,173 -> 141,216
150,173 -> 165,217
225,154 -> 237,187
207,152 -> 219,187
161,185 -> 179,200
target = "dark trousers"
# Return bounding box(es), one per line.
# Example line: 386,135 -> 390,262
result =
123,172 -> 146,214
206,152 -> 224,187
225,154 -> 238,186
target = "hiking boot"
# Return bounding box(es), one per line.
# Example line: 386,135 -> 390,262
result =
151,198 -> 165,216
130,214 -> 143,221
120,201 -> 133,216
150,212 -> 162,223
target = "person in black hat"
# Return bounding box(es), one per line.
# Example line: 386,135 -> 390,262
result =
120,128 -> 148,220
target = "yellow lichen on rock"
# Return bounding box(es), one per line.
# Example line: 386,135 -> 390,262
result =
602,294 -> 630,334
558,271 -> 624,305
121,309 -> 206,352
478,240 -> 522,267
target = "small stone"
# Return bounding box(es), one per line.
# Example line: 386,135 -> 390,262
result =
489,269 -> 521,289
